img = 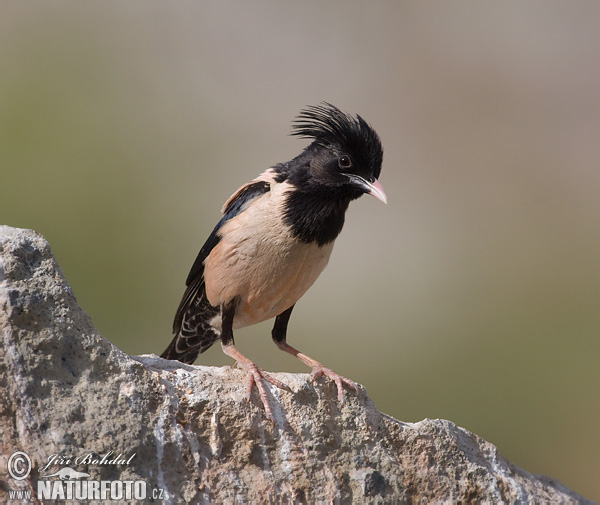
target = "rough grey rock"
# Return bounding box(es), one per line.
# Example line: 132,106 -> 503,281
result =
0,225 -> 592,504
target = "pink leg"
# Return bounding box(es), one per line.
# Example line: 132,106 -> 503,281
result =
275,341 -> 359,405
221,341 -> 291,422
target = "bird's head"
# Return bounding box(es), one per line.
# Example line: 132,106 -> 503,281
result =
289,103 -> 386,204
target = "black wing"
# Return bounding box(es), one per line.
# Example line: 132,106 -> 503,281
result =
173,180 -> 270,333
162,180 -> 270,363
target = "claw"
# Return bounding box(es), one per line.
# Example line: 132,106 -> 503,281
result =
239,361 -> 291,422
310,365 -> 359,405
221,342 -> 291,423
273,341 -> 359,406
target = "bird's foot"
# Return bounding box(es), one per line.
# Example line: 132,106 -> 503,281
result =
309,365 -> 359,405
238,361 -> 291,423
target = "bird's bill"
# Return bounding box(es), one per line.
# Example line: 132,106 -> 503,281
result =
344,174 -> 388,204
367,178 -> 388,204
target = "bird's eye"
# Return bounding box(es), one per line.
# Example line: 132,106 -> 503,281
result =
338,155 -> 352,169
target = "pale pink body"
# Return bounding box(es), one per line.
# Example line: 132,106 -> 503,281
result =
203,175 -> 334,330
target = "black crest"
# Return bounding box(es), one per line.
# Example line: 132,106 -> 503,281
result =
291,102 -> 383,178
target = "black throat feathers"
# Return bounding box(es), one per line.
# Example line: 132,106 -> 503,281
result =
281,187 -> 351,246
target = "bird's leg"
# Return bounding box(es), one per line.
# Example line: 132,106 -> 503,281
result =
220,298 -> 291,422
272,305 -> 359,405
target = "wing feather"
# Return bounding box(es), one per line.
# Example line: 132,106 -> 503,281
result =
172,178 -> 271,335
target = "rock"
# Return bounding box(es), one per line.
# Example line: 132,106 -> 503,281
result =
0,225 -> 592,504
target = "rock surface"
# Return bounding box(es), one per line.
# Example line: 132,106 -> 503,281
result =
0,225 -> 592,504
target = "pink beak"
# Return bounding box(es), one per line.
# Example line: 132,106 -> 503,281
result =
344,173 -> 388,204
366,178 -> 388,204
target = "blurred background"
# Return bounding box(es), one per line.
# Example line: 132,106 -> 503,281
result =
1,1 -> 599,500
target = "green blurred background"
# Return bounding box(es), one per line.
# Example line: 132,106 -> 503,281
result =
2,1 -> 599,500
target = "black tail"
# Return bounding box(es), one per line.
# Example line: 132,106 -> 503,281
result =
160,279 -> 221,364
160,334 -> 207,365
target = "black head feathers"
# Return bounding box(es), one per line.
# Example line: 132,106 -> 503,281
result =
291,103 -> 383,179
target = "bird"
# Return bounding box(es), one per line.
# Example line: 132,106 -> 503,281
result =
161,103 -> 386,421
